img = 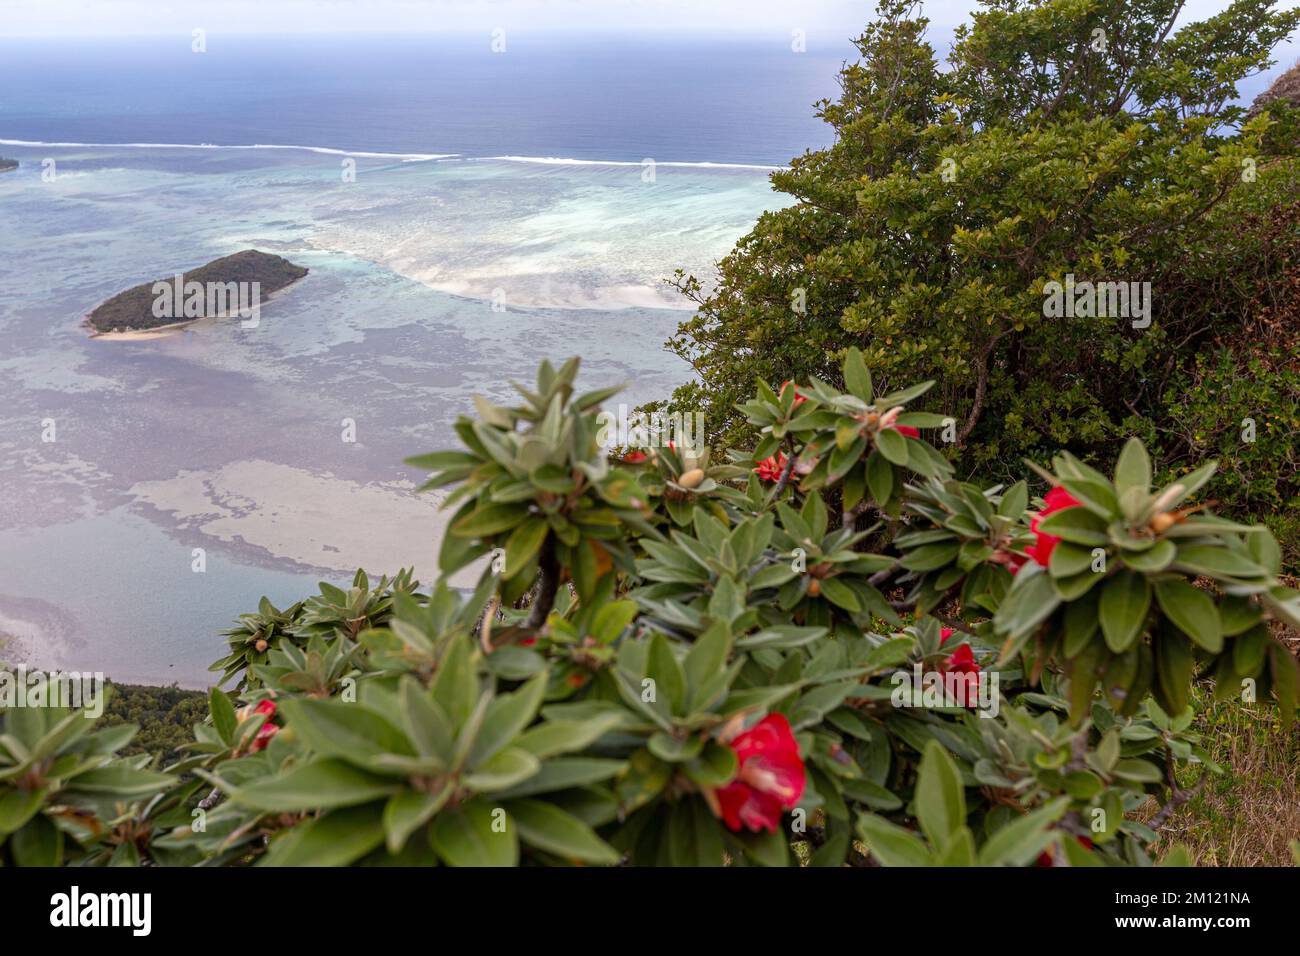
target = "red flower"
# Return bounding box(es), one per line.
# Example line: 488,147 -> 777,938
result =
889,424 -> 920,439
780,381 -> 807,406
236,699 -> 279,753
940,641 -> 980,708
940,627 -> 954,645
1026,486 -> 1083,566
713,713 -> 806,833
251,722 -> 279,752
753,453 -> 788,483
622,450 -> 648,464
237,698 -> 277,722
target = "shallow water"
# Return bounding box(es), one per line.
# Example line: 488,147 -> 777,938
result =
0,143 -> 783,685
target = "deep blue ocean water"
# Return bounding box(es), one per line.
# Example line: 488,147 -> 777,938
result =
0,34 -> 856,164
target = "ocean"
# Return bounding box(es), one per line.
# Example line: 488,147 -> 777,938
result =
0,33 -> 850,684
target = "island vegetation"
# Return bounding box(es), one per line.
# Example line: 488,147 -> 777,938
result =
86,249 -> 308,334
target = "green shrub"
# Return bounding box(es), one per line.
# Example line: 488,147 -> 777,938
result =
659,0 -> 1300,564
8,353 -> 1290,867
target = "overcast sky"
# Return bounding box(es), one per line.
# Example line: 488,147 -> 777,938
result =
0,0 -> 1267,38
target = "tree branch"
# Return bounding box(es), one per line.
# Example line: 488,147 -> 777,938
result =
958,330 -> 1011,445
526,537 -> 560,630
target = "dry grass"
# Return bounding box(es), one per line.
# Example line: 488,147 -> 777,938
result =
1146,681 -> 1300,866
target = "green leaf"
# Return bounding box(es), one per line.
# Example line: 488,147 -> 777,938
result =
817,576 -> 863,612
11,815 -> 63,867
1120,539 -> 1175,572
842,346 -> 873,401
464,747 -> 542,792
934,827 -> 977,866
430,798 -> 518,867
865,450 -> 894,505
1154,632 -> 1193,717
1172,545 -> 1267,581
451,503 -> 530,539
515,714 -> 624,759
209,687 -> 237,747
732,827 -> 790,867
875,427 -> 908,466
218,758 -> 399,812
1268,640 -> 1298,731
65,764 -> 173,798
1099,572 -> 1151,653
856,813 -> 932,866
899,541 -> 960,572
997,480 -> 1028,519
492,757 -> 625,799
645,633 -> 686,716
430,635 -> 479,727
1114,437 -> 1151,495
399,677 -> 454,766
1049,541 -> 1096,578
668,798 -> 726,867
1058,478 -> 1119,519
279,698 -> 413,769
915,741 -> 966,850
1034,507 -> 1110,546
976,798 -> 1069,866
470,672 -> 548,767
1113,759 -> 1163,784
502,519 -> 549,580
648,731 -> 705,763
0,788 -> 46,838
382,786 -> 452,854
1153,579 -> 1222,653
993,568 -> 1061,652
507,798 -> 621,864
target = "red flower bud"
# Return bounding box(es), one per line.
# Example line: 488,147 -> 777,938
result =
250,722 -> 279,752
780,381 -> 807,406
1026,486 -> 1083,566
939,642 -> 980,708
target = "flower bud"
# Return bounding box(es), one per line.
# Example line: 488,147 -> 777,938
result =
678,468 -> 706,489
1149,512 -> 1177,533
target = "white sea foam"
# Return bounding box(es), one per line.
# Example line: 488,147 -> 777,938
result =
485,155 -> 785,170
0,139 -> 783,170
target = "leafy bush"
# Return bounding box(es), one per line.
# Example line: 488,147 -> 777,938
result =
659,0 -> 1300,564
10,352 -> 1295,867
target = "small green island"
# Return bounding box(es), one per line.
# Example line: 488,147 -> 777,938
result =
0,158 -> 17,174
87,249 -> 308,335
